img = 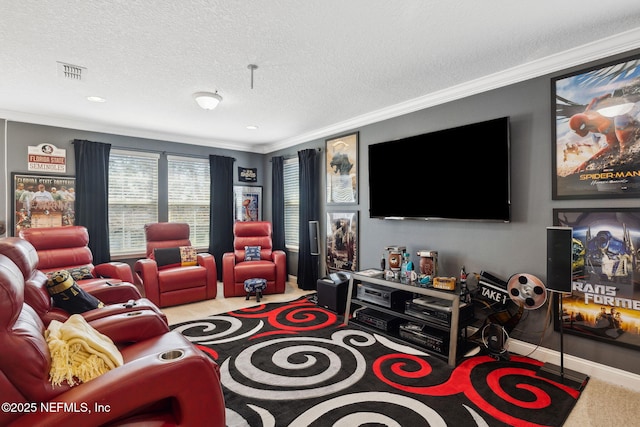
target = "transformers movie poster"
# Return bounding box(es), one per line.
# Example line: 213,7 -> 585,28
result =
554,208 -> 640,350
552,54 -> 640,199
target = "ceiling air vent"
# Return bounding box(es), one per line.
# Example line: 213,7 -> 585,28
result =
57,61 -> 86,81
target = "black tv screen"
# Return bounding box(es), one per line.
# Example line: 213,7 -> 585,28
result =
368,116 -> 511,222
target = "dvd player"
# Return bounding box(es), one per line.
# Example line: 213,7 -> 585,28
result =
399,322 -> 447,354
355,308 -> 401,332
404,296 -> 474,327
356,282 -> 413,311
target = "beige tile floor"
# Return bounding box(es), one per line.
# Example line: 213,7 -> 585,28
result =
161,280 -> 315,325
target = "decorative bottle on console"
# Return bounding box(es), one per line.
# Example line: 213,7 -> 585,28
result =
401,253 -> 412,282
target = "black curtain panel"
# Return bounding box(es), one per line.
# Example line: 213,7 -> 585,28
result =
297,149 -> 320,290
208,154 -> 235,281
73,139 -> 112,264
271,156 -> 286,252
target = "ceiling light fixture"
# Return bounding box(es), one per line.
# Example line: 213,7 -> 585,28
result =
246,125 -> 259,130
193,91 -> 222,110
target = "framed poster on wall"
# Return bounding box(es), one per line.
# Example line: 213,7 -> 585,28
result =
552,54 -> 640,199
326,132 -> 358,205
553,208 -> 640,351
326,211 -> 358,272
233,185 -> 262,222
12,173 -> 76,236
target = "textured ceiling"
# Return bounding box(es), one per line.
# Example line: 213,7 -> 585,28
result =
1,1 -> 640,153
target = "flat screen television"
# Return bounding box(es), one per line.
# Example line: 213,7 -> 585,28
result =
368,116 -> 511,222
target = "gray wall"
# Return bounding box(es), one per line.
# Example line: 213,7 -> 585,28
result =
268,49 -> 640,375
2,122 -> 263,259
3,48 -> 640,375
1,119 -> 6,237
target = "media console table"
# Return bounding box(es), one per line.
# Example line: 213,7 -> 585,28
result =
344,270 -> 464,367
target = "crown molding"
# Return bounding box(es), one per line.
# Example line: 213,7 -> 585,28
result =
4,27 -> 640,155
265,27 -> 640,153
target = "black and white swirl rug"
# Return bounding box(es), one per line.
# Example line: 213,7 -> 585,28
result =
171,296 -> 581,426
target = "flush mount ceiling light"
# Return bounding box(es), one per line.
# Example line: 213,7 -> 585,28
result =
87,96 -> 106,103
193,91 -> 222,110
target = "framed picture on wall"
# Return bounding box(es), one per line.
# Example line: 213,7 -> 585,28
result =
233,185 -> 262,222
553,207 -> 640,351
326,132 -> 358,205
552,54 -> 640,200
11,173 -> 76,236
326,211 -> 358,272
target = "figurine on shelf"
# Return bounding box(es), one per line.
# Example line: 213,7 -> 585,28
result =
460,265 -> 471,303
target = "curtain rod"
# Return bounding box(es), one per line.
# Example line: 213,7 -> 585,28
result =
72,141 -> 236,161
270,147 -> 322,161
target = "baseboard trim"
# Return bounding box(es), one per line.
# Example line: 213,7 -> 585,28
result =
508,338 -> 640,392
465,326 -> 640,391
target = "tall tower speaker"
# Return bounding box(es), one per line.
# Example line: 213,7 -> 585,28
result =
546,226 -> 573,294
309,221 -> 320,256
539,226 -> 588,391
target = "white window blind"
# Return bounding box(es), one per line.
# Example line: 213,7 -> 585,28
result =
108,150 -> 159,256
167,155 -> 210,248
283,158 -> 299,249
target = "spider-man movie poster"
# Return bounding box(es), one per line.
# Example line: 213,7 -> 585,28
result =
554,208 -> 640,350
553,54 -> 640,199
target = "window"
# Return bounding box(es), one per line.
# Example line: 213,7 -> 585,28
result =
167,155 -> 210,248
283,158 -> 299,249
108,150 -> 159,256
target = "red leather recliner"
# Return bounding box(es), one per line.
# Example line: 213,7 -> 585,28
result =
134,223 -> 217,307
19,226 -> 141,304
0,236 -> 169,342
223,221 -> 287,298
0,253 -> 226,427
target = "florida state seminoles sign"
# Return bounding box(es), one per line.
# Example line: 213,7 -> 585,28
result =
28,143 -> 66,173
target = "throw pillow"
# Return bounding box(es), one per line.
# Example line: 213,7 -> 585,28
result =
67,266 -> 94,281
244,245 -> 261,261
46,270 -> 104,314
154,246 -> 198,270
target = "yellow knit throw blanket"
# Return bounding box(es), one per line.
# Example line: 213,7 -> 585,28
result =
45,314 -> 124,387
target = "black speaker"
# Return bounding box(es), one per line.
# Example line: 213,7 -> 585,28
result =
309,221 -> 320,255
317,276 -> 349,313
546,227 -> 573,293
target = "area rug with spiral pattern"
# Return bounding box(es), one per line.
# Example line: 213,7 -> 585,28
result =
170,296 -> 581,426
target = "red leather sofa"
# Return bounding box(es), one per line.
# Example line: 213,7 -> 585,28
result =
222,221 -> 286,297
0,253 -> 226,426
0,237 -> 169,341
134,222 -> 217,307
19,226 -> 141,304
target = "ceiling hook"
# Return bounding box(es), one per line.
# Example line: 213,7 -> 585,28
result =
247,64 -> 258,89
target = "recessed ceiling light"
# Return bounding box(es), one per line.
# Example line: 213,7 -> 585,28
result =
246,125 -> 259,130
87,96 -> 106,103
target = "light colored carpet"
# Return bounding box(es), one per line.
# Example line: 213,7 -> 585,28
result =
163,281 -> 633,426
161,280 -> 315,325
562,378 -> 638,426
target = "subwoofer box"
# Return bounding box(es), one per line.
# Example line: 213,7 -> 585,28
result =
317,276 -> 349,313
